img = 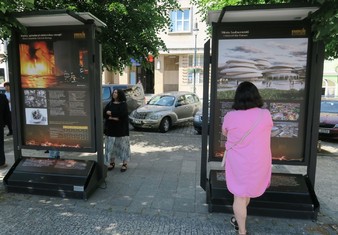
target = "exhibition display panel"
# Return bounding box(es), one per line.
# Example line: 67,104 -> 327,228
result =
4,11 -> 106,199
201,4 -> 324,219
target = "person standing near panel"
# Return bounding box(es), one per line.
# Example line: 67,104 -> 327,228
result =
103,89 -> 130,172
0,93 -> 11,168
222,81 -> 273,235
3,82 -> 13,136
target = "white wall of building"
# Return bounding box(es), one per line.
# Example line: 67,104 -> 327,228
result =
0,41 -> 9,84
102,0 -> 209,98
322,59 -> 338,97
101,1 -> 209,99
155,1 -> 209,99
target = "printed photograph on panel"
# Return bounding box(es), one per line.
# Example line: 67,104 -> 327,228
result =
19,32 -> 89,89
25,108 -> 48,125
217,38 -> 308,100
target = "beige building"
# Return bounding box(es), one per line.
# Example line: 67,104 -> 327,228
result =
103,1 -> 209,99
322,59 -> 338,97
0,41 -> 8,84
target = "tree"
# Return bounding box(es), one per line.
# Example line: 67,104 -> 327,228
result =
1,0 -> 180,71
0,0 -> 34,40
191,0 -> 338,60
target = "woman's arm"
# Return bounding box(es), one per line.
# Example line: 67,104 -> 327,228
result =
222,113 -> 229,137
109,102 -> 128,121
103,103 -> 110,120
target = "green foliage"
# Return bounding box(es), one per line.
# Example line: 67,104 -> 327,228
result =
1,0 -> 179,72
311,0 -> 338,59
191,0 -> 338,59
0,0 -> 34,40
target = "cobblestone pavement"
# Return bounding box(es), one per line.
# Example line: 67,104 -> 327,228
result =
0,125 -> 337,235
129,121 -> 198,135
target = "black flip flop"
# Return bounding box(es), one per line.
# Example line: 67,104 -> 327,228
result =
230,216 -> 239,231
121,163 -> 127,172
108,162 -> 115,171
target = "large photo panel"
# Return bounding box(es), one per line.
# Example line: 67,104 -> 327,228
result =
210,21 -> 310,164
18,27 -> 95,152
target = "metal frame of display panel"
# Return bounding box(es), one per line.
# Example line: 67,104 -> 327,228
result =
7,14 -> 105,177
199,4 -> 324,219
200,19 -> 324,191
209,20 -> 313,166
10,24 -> 100,152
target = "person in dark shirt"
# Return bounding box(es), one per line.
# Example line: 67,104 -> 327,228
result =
3,82 -> 12,136
0,93 -> 11,168
103,89 -> 130,172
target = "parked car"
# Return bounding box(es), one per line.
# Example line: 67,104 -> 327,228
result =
102,83 -> 145,114
193,102 -> 210,134
129,91 -> 201,133
318,99 -> 338,140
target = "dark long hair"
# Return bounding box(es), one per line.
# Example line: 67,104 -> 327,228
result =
232,81 -> 263,110
111,89 -> 127,102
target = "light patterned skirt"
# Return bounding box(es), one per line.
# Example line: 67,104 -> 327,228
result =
104,136 -> 131,166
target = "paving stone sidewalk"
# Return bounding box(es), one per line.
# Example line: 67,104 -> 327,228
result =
0,126 -> 337,235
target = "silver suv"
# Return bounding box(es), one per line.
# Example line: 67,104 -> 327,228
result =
129,91 -> 201,133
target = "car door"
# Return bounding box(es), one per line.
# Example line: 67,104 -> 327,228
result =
184,94 -> 198,117
191,94 -> 201,115
174,95 -> 189,120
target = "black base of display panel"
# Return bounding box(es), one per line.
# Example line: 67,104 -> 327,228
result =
207,170 -> 319,220
3,157 -> 102,200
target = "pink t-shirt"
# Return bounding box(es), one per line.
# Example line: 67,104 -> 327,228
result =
222,107 -> 273,198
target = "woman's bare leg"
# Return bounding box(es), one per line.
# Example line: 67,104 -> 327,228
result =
233,196 -> 249,234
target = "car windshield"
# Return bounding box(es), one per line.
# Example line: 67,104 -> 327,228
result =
148,95 -> 175,106
321,101 -> 338,113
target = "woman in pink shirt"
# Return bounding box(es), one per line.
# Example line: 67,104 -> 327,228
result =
222,81 -> 273,235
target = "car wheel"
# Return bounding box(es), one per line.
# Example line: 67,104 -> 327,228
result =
159,117 -> 171,133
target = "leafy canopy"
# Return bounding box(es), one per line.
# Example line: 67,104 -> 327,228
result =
0,0 -> 34,40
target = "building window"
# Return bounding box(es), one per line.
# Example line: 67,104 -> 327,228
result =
170,9 -> 191,33
188,54 -> 203,67
188,54 -> 203,84
0,68 -> 4,84
188,72 -> 202,84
